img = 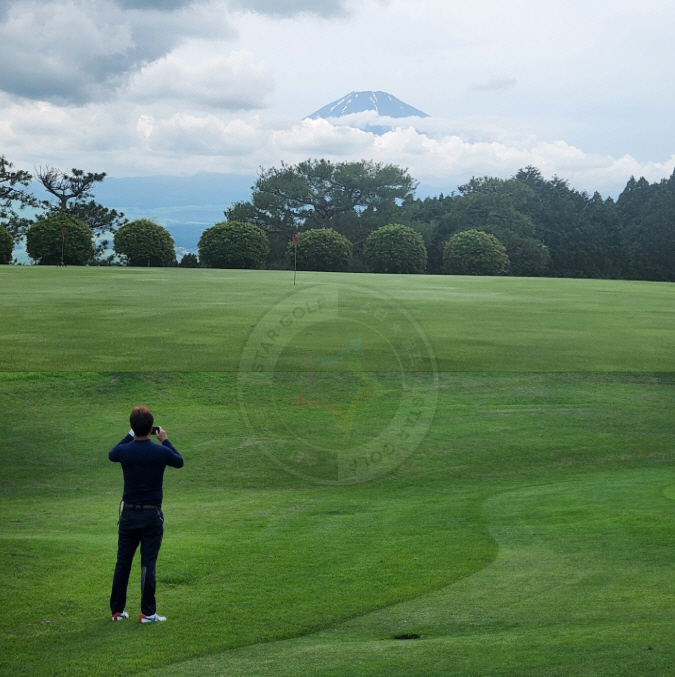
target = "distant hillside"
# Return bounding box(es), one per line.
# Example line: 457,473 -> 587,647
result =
307,91 -> 429,119
91,173 -> 255,253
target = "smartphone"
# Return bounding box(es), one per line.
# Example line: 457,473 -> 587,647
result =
151,426 -> 160,435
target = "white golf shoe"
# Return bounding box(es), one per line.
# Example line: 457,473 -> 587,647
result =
139,613 -> 167,623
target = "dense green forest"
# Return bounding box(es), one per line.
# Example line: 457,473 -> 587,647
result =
229,160 -> 675,280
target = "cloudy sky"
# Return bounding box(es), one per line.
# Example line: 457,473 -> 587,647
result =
2,0 -> 675,196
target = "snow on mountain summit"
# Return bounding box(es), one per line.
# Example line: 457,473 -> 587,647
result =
307,91 -> 429,119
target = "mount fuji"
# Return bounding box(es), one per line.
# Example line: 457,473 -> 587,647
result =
307,91 -> 429,120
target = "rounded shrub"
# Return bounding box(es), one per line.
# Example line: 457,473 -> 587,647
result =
289,228 -> 352,272
113,219 -> 176,267
0,225 -> 13,264
443,229 -> 509,275
198,221 -> 270,269
363,224 -> 427,274
26,213 -> 95,265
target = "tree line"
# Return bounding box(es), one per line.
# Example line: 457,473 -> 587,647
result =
2,154 -> 675,280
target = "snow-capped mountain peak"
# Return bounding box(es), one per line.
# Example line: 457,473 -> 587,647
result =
307,91 -> 429,119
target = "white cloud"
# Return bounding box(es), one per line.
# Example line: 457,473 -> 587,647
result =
230,0 -> 350,17
139,113 -> 261,156
124,50 -> 273,109
114,0 -> 194,9
272,118 -> 372,155
2,91 -> 674,195
470,78 -> 517,92
130,114 -> 675,195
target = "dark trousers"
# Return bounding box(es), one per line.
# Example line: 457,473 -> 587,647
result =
110,507 -> 164,616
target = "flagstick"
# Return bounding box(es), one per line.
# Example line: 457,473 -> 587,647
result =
292,233 -> 300,285
60,227 -> 67,267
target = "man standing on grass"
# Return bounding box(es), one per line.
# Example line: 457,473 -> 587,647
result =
109,405 -> 184,623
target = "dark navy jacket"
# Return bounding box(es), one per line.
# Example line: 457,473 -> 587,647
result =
109,434 -> 184,505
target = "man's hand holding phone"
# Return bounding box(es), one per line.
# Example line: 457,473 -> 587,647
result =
153,425 -> 168,443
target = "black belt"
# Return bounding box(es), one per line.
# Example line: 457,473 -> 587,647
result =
124,503 -> 161,510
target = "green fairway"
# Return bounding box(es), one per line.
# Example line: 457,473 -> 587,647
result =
150,471 -> 675,677
2,372 -> 675,676
2,269 -> 675,674
1,267 -> 675,371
